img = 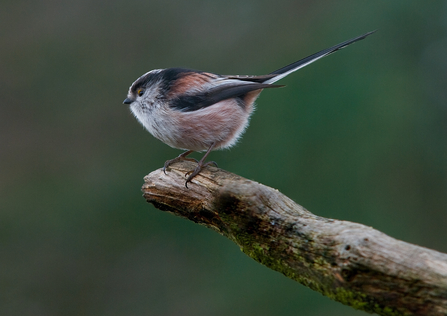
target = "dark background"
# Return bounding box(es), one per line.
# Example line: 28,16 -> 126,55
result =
2,1 -> 447,315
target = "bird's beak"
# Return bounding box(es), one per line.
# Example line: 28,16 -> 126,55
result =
123,98 -> 133,105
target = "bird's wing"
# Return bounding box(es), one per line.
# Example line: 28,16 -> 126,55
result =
170,80 -> 283,112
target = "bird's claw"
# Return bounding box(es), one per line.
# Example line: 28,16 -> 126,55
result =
163,152 -> 198,175
184,161 -> 218,188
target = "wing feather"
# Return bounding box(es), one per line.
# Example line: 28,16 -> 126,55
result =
170,82 -> 283,112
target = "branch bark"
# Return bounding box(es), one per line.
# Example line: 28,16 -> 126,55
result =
141,161 -> 447,316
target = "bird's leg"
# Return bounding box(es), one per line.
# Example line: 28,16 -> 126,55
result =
185,143 -> 218,187
163,150 -> 198,174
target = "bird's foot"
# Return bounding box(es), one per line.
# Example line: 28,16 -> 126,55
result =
184,161 -> 218,188
163,150 -> 197,174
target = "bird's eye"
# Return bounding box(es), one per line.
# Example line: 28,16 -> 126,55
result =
137,89 -> 145,97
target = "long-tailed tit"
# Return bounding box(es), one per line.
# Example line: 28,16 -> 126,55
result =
124,31 -> 375,187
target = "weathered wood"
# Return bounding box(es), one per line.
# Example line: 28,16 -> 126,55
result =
142,161 -> 447,316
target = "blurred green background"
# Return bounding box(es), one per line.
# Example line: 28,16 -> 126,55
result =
1,0 -> 447,315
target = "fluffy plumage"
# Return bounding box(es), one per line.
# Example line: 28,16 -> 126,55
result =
124,31 -> 375,186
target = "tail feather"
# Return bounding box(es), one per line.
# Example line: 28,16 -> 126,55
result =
263,30 -> 376,84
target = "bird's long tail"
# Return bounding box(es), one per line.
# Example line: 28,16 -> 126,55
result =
263,30 -> 376,84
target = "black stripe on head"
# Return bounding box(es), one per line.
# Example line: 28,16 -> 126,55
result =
130,70 -> 162,94
131,68 -> 203,95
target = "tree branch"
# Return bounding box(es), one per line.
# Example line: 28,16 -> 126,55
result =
141,161 -> 447,316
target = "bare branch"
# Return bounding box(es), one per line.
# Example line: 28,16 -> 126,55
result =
142,161 -> 447,316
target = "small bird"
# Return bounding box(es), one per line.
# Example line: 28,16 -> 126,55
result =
124,31 -> 375,187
